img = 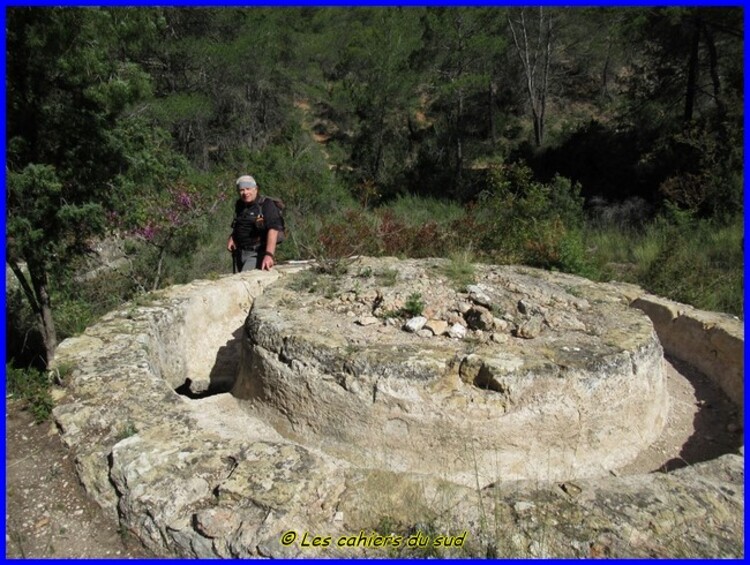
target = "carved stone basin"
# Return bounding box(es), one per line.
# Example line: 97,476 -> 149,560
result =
233,257 -> 668,486
49,259 -> 742,558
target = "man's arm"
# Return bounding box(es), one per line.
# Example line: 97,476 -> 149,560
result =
261,229 -> 278,271
228,207 -> 238,252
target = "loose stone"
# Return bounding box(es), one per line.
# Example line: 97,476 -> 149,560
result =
447,324 -> 467,339
424,319 -> 449,336
355,316 -> 380,326
403,316 -> 427,333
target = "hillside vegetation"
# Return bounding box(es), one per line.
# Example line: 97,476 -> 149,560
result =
6,7 -> 743,376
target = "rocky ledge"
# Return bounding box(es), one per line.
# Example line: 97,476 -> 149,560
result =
50,258 -> 744,558
234,257 -> 667,486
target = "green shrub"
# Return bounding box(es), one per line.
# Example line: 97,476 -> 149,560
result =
115,422 -> 138,441
53,298 -> 94,340
554,229 -> 595,277
377,209 -> 451,258
315,207 -> 382,259
385,194 -> 466,227
640,216 -> 743,317
472,163 -> 587,272
52,267 -> 141,341
584,212 -> 743,317
402,292 -> 425,317
6,364 -> 54,423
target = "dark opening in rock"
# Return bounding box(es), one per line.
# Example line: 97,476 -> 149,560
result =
175,377 -> 234,399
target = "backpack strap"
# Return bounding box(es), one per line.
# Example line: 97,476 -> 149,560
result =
256,195 -> 269,217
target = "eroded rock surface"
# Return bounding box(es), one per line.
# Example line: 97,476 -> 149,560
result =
233,257 -> 668,485
49,259 -> 744,558
632,294 -> 744,413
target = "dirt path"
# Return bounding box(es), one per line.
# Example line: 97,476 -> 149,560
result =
4,355 -> 741,558
5,400 -> 153,558
615,355 -> 742,475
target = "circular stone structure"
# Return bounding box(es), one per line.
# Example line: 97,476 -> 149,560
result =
233,257 -> 668,486
48,261 -> 743,558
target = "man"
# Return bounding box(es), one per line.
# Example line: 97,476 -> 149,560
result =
227,175 -> 282,271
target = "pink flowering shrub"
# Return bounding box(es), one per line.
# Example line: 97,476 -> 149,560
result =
113,180 -> 223,289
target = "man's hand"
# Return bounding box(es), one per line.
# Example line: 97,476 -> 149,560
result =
227,236 -> 236,252
262,229 -> 279,271
261,254 -> 275,271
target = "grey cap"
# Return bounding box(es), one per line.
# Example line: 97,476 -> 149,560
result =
236,175 -> 257,189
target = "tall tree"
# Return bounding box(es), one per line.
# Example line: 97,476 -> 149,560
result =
6,8 -> 159,366
507,7 -> 555,147
423,8 -> 508,186
616,7 -> 743,217
336,8 -> 424,194
146,8 -> 308,168
618,7 -> 742,130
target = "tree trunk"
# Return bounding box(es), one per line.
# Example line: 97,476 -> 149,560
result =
11,259 -> 58,367
489,79 -> 498,145
684,16 -> 700,123
153,245 -> 168,291
456,86 -> 464,181
532,108 -> 543,147
538,17 -> 551,146
508,7 -> 553,147
454,12 -> 465,184
601,36 -> 613,98
701,20 -> 726,119
373,106 -> 387,184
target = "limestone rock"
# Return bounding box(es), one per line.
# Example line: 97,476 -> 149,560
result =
424,319 -> 449,336
236,258 -> 669,485
517,299 -> 531,314
490,332 -> 508,343
355,316 -> 379,326
631,294 -> 744,412
517,315 -> 544,339
464,305 -> 494,331
492,318 -> 510,332
466,285 -> 493,308
446,311 -> 466,326
403,316 -> 427,333
46,258 -> 744,559
447,324 -> 467,339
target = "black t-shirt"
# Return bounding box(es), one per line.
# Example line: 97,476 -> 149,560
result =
231,196 -> 283,249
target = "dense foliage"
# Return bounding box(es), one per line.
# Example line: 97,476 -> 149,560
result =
5,6 -> 743,375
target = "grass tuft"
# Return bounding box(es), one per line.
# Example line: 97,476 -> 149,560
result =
6,364 -> 54,423
442,249 -> 477,290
